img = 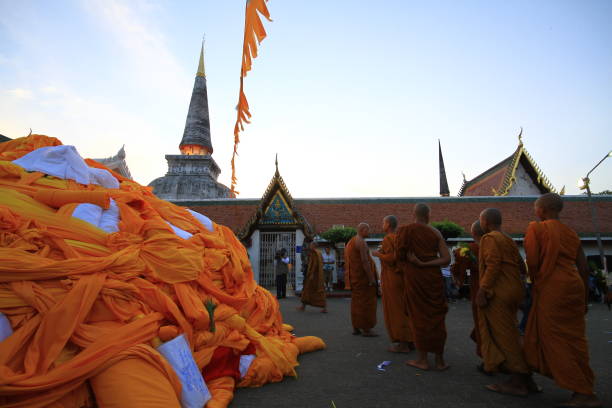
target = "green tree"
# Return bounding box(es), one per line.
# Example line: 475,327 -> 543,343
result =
431,220 -> 465,240
320,226 -> 357,245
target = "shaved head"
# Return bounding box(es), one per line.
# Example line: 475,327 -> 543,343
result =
471,220 -> 484,238
536,193 -> 563,213
383,215 -> 398,230
414,203 -> 430,221
480,208 -> 502,233
357,222 -> 370,238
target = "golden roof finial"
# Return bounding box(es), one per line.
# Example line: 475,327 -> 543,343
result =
197,37 -> 206,77
275,153 -> 279,174
518,126 -> 523,146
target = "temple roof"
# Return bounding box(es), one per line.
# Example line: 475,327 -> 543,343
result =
93,145 -> 132,179
237,156 -> 313,239
458,130 -> 555,196
179,42 -> 213,153
0,134 -> 11,143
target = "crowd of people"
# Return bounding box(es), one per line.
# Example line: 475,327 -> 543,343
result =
296,193 -> 603,408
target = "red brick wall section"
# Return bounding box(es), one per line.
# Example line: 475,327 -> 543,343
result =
189,204 -> 257,232
186,198 -> 612,238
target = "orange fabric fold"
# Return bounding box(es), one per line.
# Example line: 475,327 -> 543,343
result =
34,190 -> 110,209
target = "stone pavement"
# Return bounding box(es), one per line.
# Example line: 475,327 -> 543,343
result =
232,297 -> 611,408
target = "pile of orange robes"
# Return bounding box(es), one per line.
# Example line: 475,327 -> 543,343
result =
0,134 -> 325,408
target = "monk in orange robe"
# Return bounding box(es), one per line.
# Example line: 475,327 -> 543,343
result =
372,215 -> 414,352
450,220 -> 485,367
476,208 -> 538,396
345,223 -> 378,336
524,193 -> 601,408
298,241 -> 328,313
397,203 -> 450,370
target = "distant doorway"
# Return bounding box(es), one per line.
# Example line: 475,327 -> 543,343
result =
259,231 -> 296,289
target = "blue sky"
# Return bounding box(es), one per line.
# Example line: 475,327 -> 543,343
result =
1,0 -> 610,197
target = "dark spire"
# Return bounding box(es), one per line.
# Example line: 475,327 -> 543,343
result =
439,139 -> 450,197
179,42 -> 213,155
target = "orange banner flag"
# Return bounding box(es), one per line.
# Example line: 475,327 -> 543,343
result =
230,0 -> 272,195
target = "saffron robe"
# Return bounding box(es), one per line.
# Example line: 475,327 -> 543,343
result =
378,233 -> 413,343
524,220 -> 595,394
450,243 -> 481,356
396,223 -> 447,354
478,231 -> 529,374
300,250 -> 326,308
345,236 -> 377,330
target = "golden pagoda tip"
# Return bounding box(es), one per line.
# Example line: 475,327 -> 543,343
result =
196,40 -> 206,77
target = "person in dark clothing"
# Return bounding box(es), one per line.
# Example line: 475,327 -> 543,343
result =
275,248 -> 290,299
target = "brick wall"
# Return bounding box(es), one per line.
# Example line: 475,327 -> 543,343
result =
182,196 -> 612,238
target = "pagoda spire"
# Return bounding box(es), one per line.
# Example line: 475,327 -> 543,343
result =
439,139 -> 450,197
179,39 -> 212,155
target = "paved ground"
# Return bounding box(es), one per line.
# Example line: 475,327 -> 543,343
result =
232,297 -> 611,408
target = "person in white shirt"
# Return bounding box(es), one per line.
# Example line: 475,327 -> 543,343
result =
275,248 -> 290,299
322,247 -> 336,292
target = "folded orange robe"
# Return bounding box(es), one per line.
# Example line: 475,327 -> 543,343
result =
33,190 -> 111,209
378,233 -> 412,343
451,243 -> 481,356
478,231 -> 528,374
300,250 -> 326,308
523,220 -> 594,394
396,223 -> 447,353
345,237 -> 377,330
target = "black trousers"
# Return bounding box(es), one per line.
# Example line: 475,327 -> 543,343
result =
276,274 -> 287,298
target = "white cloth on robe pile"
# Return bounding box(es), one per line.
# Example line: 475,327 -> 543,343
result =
188,209 -> 214,232
71,199 -> 120,233
13,145 -> 120,189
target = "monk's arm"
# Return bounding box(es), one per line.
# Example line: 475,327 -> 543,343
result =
358,239 -> 375,284
478,236 -> 501,294
376,237 -> 396,264
523,223 -> 540,282
412,233 -> 451,267
576,246 -> 590,306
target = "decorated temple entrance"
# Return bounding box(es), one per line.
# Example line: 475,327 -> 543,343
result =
238,157 -> 313,291
259,231 -> 296,288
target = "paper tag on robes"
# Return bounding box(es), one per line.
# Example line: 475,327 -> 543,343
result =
158,334 -> 211,408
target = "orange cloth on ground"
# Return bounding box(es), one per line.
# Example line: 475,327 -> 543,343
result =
345,236 -> 377,330
396,223 -> 447,354
523,220 -> 594,394
477,231 -> 528,374
378,233 -> 412,343
300,250 -> 326,308
0,134 -> 325,408
450,243 -> 481,356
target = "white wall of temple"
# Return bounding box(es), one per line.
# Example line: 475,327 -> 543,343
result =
248,230 -> 260,283
507,163 -> 544,196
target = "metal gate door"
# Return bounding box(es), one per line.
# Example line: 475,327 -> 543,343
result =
259,231 -> 296,289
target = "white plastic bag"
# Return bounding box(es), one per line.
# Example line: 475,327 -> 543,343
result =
157,335 -> 211,408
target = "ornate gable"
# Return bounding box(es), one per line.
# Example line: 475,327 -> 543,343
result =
237,157 -> 313,239
459,129 -> 556,196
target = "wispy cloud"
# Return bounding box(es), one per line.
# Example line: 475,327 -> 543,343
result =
5,88 -> 33,99
82,0 -> 189,98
